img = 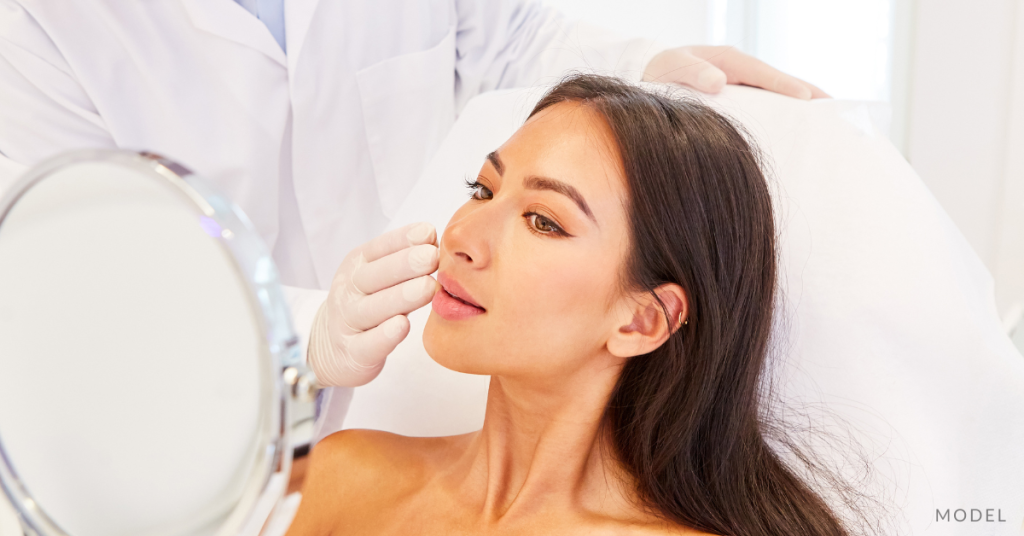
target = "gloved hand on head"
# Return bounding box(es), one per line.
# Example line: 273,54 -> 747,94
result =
307,222 -> 440,387
642,45 -> 830,101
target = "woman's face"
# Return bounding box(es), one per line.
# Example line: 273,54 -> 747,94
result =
423,101 -> 636,379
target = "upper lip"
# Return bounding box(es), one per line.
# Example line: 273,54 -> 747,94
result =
437,272 -> 485,310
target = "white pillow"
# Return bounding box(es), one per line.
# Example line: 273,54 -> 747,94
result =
340,85 -> 1024,534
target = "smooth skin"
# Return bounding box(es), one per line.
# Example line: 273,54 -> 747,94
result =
287,101 -> 714,536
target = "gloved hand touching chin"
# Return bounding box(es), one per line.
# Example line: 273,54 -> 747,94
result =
307,222 -> 439,387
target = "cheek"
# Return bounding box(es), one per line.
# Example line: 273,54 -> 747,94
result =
423,246 -> 619,376
488,241 -> 619,359
423,208 -> 628,376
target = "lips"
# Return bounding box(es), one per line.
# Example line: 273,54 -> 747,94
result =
432,272 -> 485,321
439,273 -> 484,309
443,287 -> 483,309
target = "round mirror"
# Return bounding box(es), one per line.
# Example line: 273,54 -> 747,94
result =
0,150 -> 312,536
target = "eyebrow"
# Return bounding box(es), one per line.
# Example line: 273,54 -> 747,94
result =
486,151 -> 504,176
485,150 -> 595,223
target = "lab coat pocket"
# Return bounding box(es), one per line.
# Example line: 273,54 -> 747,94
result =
356,26 -> 456,219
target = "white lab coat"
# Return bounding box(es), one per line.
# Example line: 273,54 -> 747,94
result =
0,0 -> 668,437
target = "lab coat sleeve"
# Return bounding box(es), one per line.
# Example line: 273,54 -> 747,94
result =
452,0 -> 672,112
0,0 -> 116,188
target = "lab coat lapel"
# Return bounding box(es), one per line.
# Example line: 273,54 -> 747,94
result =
285,0 -> 322,72
180,0 -> 287,67
288,1 -> 392,289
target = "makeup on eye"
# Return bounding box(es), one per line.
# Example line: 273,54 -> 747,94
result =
466,160 -> 586,237
464,178 -> 493,200
524,211 -> 571,237
485,150 -> 596,225
465,177 -> 578,237
464,178 -> 572,237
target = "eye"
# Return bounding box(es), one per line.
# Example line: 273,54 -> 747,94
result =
464,179 -> 493,200
524,212 -> 569,237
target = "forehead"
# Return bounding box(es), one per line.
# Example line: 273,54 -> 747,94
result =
497,101 -> 627,202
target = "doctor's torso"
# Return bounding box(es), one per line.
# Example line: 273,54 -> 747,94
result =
0,0 -> 465,289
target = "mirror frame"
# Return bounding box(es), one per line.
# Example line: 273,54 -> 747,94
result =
0,150 -> 316,536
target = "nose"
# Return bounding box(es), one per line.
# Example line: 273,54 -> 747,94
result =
441,204 -> 495,269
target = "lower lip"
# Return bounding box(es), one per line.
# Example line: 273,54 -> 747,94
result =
431,288 -> 485,321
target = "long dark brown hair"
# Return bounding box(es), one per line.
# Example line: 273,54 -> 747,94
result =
529,74 -> 882,536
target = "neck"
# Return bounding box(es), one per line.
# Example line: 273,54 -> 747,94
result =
442,355 -> 637,523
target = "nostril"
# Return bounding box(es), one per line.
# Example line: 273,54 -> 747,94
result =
456,251 -> 473,262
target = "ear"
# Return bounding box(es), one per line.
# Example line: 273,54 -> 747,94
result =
607,283 -> 688,359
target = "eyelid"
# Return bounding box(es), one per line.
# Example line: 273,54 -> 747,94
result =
464,178 -> 493,200
476,171 -> 498,187
524,210 -> 571,238
461,181 -> 573,238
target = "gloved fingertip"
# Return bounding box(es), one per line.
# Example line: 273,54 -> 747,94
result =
406,222 -> 436,245
382,316 -> 408,340
402,275 -> 437,302
696,68 -> 727,93
409,243 -> 440,272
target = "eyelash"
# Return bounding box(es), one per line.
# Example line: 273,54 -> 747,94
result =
463,178 -> 571,238
524,212 -> 570,237
464,178 -> 492,200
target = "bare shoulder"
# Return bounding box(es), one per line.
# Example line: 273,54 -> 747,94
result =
285,429 -> 471,536
597,511 -> 722,536
659,526 -> 721,536
309,428 -> 467,491
638,521 -> 722,536
625,523 -> 720,536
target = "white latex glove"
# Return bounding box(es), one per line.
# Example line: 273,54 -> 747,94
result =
307,222 -> 439,387
642,45 -> 830,100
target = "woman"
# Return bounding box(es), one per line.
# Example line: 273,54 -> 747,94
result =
287,74 -> 871,536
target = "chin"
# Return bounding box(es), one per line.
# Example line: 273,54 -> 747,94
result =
422,311 -> 492,375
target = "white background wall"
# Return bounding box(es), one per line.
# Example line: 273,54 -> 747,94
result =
994,4 -> 1024,321
905,0 -> 1024,317
541,0 -> 711,46
544,0 -> 1024,320
752,0 -> 893,102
